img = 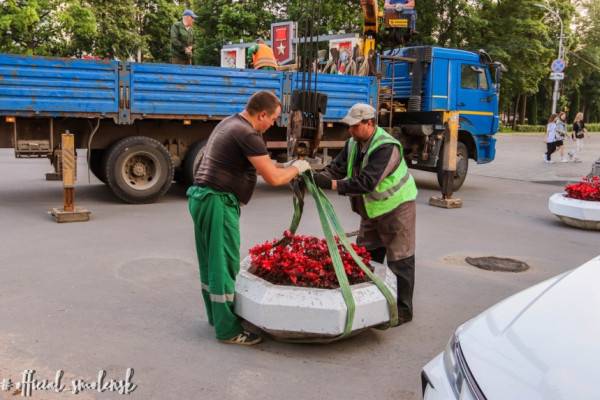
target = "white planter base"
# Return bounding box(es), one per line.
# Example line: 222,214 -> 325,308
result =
234,256 -> 397,341
548,193 -> 600,231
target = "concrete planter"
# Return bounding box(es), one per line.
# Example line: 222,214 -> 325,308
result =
234,256 -> 397,340
548,193 -> 600,230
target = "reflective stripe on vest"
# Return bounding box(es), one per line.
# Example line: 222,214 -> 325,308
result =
253,44 -> 278,69
366,172 -> 410,201
346,126 -> 417,218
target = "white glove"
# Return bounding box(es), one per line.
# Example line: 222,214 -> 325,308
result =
291,159 -> 311,174
395,3 -> 404,11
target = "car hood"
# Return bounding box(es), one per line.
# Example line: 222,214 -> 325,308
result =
458,256 -> 600,400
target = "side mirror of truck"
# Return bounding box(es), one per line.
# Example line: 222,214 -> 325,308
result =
491,62 -> 507,94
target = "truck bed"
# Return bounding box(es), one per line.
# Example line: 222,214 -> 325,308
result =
0,54 -> 377,125
0,54 -> 119,118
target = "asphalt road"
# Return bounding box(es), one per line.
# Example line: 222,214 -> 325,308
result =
0,133 -> 598,400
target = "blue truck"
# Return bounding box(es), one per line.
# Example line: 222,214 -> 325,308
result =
0,46 -> 503,203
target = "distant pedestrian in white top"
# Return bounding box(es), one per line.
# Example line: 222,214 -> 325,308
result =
544,113 -> 558,163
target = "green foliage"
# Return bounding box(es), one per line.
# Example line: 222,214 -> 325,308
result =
136,0 -> 181,62
0,0 -> 97,56
499,124 -> 545,133
415,0 -> 484,48
501,123 -> 600,133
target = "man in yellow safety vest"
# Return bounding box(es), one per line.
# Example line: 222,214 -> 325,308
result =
313,103 -> 418,324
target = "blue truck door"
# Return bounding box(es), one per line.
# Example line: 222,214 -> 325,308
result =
455,63 -> 495,135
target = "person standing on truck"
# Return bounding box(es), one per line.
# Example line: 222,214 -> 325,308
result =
247,38 -> 278,70
170,9 -> 197,65
187,91 -> 310,345
312,103 -> 418,324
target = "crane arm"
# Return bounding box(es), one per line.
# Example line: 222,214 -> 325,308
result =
359,0 -> 380,57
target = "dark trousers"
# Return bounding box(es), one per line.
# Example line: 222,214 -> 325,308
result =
369,247 -> 415,323
546,142 -> 557,160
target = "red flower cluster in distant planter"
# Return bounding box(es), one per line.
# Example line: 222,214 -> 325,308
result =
249,230 -> 373,289
565,176 -> 600,201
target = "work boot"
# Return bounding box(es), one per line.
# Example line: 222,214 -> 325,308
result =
388,256 -> 415,324
220,331 -> 263,346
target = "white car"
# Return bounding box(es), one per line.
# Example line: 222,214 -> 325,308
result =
422,255 -> 600,400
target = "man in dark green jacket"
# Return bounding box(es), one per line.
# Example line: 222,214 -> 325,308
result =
170,9 -> 197,65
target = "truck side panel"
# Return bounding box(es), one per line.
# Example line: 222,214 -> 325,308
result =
0,54 -> 119,117
291,73 -> 377,121
129,63 -> 285,119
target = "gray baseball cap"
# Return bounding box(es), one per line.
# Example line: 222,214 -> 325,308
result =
341,103 -> 376,126
183,9 -> 198,19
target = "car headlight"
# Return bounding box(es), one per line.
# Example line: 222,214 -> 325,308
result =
442,331 -> 486,400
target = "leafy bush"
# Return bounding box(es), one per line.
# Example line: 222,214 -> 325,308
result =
500,124 -> 600,133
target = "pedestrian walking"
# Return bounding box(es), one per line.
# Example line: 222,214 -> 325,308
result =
545,113 -> 558,163
571,112 -> 586,162
312,103 -> 418,324
187,91 -> 310,345
554,112 -> 570,162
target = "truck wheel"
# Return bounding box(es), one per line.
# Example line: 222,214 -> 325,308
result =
88,150 -> 107,183
436,142 -> 468,192
104,136 -> 174,204
181,139 -> 207,187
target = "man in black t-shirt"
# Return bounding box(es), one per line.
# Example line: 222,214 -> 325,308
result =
187,91 -> 310,345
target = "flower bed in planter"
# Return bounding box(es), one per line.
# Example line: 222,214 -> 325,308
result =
234,232 -> 397,340
549,177 -> 600,230
248,230 -> 374,289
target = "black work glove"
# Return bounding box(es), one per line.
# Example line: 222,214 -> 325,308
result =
313,173 -> 333,190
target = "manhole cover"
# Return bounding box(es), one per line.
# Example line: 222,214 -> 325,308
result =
465,256 -> 529,272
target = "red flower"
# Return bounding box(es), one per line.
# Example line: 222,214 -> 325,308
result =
565,176 -> 600,201
249,232 -> 373,289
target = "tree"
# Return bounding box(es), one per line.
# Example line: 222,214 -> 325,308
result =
87,0 -> 142,59
0,0 -> 97,57
414,0 -> 483,48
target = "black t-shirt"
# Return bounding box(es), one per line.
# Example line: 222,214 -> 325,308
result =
194,114 -> 268,204
574,121 -> 585,136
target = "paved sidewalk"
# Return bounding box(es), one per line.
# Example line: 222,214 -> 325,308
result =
470,133 -> 599,185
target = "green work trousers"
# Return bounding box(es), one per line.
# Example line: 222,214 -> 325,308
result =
187,186 -> 243,340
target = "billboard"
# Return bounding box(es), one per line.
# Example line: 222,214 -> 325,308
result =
271,21 -> 295,65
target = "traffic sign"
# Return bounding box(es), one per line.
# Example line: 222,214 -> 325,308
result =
550,72 -> 564,80
551,59 -> 566,73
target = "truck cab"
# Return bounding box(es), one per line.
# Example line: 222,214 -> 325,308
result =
379,46 -> 502,190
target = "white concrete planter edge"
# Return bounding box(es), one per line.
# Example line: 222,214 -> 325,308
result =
234,255 -> 397,339
548,192 -> 600,230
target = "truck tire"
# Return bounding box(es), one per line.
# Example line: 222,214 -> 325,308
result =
88,150 -> 107,183
436,141 -> 468,192
104,136 -> 174,204
181,139 -> 207,187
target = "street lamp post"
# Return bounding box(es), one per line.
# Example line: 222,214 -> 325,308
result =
536,3 -> 564,114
